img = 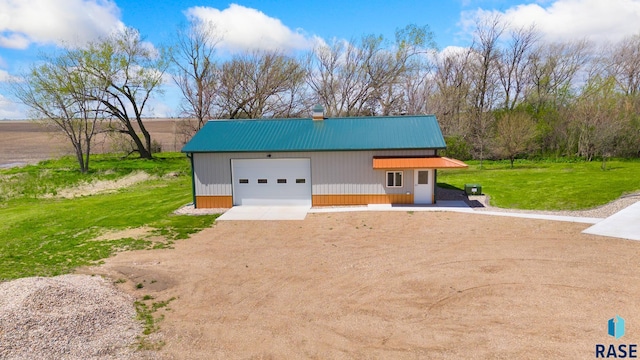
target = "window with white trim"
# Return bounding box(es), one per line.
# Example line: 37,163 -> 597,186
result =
386,171 -> 403,187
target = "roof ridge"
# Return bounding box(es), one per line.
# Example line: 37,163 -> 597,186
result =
205,114 -> 437,122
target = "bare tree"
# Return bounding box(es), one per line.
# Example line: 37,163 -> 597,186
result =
526,40 -> 590,155
606,34 -> 640,96
171,21 -> 221,135
431,48 -> 473,136
497,25 -> 540,110
367,25 -> 436,115
306,38 -> 371,117
306,25 -> 435,117
400,64 -> 435,115
75,27 -> 168,159
601,35 -> 640,158
468,14 -> 505,166
527,40 -> 590,110
11,53 -> 106,173
217,50 -> 307,119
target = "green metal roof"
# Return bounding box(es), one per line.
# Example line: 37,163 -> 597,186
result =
181,115 -> 446,153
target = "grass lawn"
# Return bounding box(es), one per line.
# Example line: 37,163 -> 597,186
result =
438,159 -> 640,210
0,153 -> 218,280
2,155 -> 640,280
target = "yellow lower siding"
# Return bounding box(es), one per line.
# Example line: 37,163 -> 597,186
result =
195,194 -> 414,208
312,194 -> 413,206
195,196 -> 233,208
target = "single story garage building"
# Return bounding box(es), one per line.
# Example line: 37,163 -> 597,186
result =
182,113 -> 467,208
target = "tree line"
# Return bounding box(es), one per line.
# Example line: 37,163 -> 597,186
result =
11,15 -> 640,172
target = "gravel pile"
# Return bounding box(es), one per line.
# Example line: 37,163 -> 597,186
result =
173,203 -> 228,215
0,275 -> 141,360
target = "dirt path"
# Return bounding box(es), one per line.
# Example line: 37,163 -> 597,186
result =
82,211 -> 640,359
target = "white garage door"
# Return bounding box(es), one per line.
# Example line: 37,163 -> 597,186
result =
231,158 -> 312,206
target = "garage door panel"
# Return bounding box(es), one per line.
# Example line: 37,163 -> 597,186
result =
232,159 -> 311,206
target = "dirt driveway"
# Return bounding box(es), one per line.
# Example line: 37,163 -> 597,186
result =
86,211 -> 640,359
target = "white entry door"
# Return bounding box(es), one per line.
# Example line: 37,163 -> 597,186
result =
414,169 -> 433,204
231,158 -> 312,206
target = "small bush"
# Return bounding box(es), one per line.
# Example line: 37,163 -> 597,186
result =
151,139 -> 162,154
442,135 -> 472,160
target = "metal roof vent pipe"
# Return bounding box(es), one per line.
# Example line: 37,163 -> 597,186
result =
312,104 -> 325,121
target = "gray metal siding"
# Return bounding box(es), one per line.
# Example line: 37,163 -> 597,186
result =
193,153 -> 232,195
192,149 -> 435,196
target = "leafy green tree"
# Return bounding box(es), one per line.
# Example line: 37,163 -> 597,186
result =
441,135 -> 472,161
526,40 -> 589,156
11,53 -> 106,173
570,76 -> 626,169
75,27 -> 169,159
492,110 -> 537,168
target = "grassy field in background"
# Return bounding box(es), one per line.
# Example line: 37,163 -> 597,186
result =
0,153 -> 217,280
438,159 -> 640,210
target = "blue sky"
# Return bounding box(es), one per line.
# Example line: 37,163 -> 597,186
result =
2,0 -> 640,119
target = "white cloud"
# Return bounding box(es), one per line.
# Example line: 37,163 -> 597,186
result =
0,0 -> 125,49
0,69 -> 16,82
0,33 -> 30,49
184,4 -> 314,53
463,0 -> 640,44
0,94 -> 25,119
438,46 -> 470,59
144,99 -> 176,118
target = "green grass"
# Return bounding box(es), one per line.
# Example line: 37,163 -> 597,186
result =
134,296 -> 176,350
438,159 -> 640,210
0,153 -> 192,202
3,154 -> 639,280
0,153 -> 218,280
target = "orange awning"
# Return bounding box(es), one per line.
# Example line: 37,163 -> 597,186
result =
372,156 -> 468,169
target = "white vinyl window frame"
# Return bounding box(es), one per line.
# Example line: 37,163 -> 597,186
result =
386,171 -> 403,187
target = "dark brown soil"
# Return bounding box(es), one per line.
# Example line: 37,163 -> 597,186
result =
0,119 -> 187,167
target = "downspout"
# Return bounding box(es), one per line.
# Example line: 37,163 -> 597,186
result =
433,169 -> 438,204
187,152 -> 197,208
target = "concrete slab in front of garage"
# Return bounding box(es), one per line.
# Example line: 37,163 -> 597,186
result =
217,205 -> 311,221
